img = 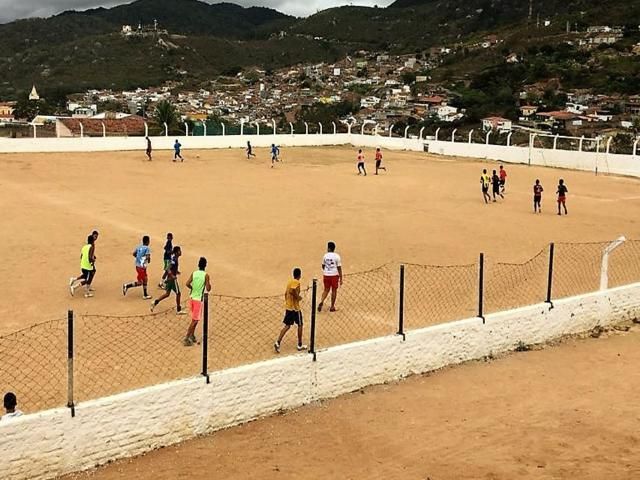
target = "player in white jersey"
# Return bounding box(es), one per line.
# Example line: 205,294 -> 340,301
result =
318,241 -> 343,312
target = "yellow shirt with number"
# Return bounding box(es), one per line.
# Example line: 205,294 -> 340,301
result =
285,279 -> 301,311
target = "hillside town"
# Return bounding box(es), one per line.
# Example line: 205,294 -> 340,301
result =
1,22 -> 639,143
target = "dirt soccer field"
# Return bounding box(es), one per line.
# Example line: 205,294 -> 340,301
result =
0,145 -> 639,335
65,325 -> 640,480
2,146 -> 640,411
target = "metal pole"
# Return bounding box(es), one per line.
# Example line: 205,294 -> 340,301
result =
398,265 -> 405,339
546,243 -> 555,306
202,293 -> 210,384
478,254 -> 485,324
67,310 -> 75,417
310,279 -> 317,361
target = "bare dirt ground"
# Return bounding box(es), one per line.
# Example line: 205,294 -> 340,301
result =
65,325 -> 640,480
1,146 -> 639,335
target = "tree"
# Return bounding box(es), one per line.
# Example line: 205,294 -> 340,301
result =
154,100 -> 178,132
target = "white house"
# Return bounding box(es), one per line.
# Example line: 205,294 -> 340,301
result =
482,116 -> 513,132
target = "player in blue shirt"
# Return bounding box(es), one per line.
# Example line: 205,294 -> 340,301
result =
122,235 -> 152,299
174,139 -> 184,162
270,144 -> 280,168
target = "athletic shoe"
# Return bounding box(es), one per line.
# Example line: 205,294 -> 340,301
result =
329,307 -> 337,312
183,337 -> 194,347
69,283 -> 76,297
297,344 -> 308,351
122,284 -> 128,296
189,334 -> 197,344
69,277 -> 74,287
84,292 -> 94,298
143,295 -> 153,300
176,310 -> 187,316
317,302 -> 323,313
274,341 -> 280,353
150,302 -> 156,312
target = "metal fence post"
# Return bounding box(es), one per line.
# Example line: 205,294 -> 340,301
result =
478,253 -> 485,324
67,310 -> 75,418
398,264 -> 406,340
202,292 -> 210,384
309,279 -> 317,361
546,243 -> 555,307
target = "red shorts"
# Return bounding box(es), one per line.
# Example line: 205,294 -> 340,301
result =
189,299 -> 203,322
323,275 -> 340,291
557,196 -> 566,203
136,267 -> 148,283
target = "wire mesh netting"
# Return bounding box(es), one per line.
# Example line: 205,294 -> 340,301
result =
209,287 -> 312,371
75,307 -> 200,403
404,263 -> 477,329
314,266 -> 396,349
485,247 -> 550,314
552,242 -> 608,299
0,318 -> 67,413
609,240 -> 640,289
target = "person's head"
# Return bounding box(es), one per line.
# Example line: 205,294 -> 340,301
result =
146,136 -> 149,140
173,246 -> 182,257
175,139 -> 179,143
358,149 -> 362,153
559,178 -> 564,185
499,165 -> 504,170
247,141 -> 251,146
327,241 -> 336,252
87,235 -> 94,245
293,267 -> 302,280
483,169 -> 487,174
535,179 -> 540,185
167,232 -> 173,241
92,230 -> 99,240
271,144 -> 275,148
142,235 -> 150,246
198,257 -> 207,270
4,392 -> 17,412
492,170 -> 497,175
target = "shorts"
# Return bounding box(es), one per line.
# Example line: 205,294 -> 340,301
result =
376,160 -> 382,168
493,186 -> 500,194
146,148 -> 152,155
482,186 -> 489,193
558,196 -> 566,203
164,259 -> 171,271
534,195 -> 542,203
165,278 -> 180,294
283,310 -> 303,326
499,179 -> 506,186
80,269 -> 95,284
136,267 -> 148,283
323,275 -> 340,291
357,162 -> 365,169
189,299 -> 203,322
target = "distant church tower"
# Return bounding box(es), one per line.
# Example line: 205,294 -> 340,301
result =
29,85 -> 40,101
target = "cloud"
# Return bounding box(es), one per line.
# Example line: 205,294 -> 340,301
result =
0,0 -> 396,24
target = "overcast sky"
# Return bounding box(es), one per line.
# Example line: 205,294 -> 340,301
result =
0,0 -> 396,24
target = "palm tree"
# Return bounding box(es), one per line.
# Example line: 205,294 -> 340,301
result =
154,100 -> 178,133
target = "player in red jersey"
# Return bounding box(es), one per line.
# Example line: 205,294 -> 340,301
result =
557,179 -> 568,215
374,147 -> 386,175
499,165 -> 507,193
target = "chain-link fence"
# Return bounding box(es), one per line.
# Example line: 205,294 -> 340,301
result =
75,308 -> 200,403
0,318 -> 67,413
485,247 -> 550,314
552,242 -> 608,299
5,239 -> 640,416
314,266 -> 396,349
210,287 -> 312,371
609,240 -> 640,289
403,263 -> 477,328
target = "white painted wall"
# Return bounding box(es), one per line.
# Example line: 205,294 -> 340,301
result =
426,141 -> 640,178
2,283 -> 640,480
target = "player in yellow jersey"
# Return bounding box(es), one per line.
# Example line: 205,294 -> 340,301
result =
480,169 -> 491,204
69,235 -> 96,298
274,268 -> 307,353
